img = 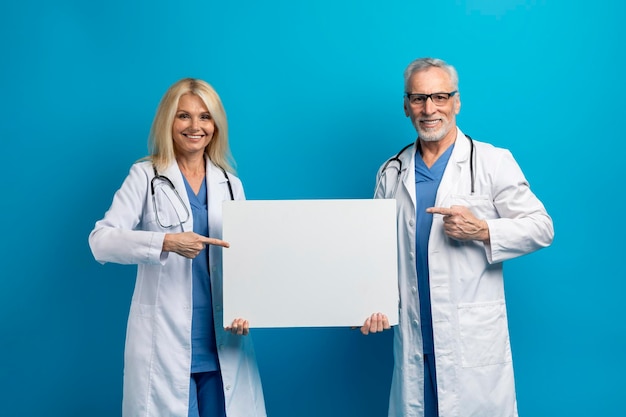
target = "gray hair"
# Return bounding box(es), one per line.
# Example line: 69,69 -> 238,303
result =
403,57 -> 459,92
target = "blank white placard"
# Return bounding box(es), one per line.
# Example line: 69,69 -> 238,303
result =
222,199 -> 398,328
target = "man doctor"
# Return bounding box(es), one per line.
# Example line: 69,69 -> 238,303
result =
362,57 -> 554,417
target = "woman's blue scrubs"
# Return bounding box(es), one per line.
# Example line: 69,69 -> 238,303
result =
183,177 -> 226,417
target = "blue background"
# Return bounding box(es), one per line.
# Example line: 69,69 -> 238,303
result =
1,1 -> 624,416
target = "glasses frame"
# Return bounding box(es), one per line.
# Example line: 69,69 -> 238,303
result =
405,90 -> 458,106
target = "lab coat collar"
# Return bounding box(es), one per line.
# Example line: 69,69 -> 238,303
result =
399,140 -> 418,209
436,127 -> 471,206
206,159 -> 230,187
160,158 -> 232,233
397,127 -> 470,208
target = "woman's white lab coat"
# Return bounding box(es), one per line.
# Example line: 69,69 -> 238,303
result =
375,128 -> 554,417
89,160 -> 266,417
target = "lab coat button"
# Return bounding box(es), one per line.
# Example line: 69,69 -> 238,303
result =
409,252 -> 415,259
409,220 -> 415,226
225,384 -> 232,391
411,286 -> 417,294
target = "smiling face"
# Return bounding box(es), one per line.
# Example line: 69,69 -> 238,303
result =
171,93 -> 215,157
404,66 -> 461,143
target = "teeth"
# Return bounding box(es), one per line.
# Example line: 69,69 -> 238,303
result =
186,135 -> 202,139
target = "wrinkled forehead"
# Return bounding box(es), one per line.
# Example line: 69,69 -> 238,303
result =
406,67 -> 456,93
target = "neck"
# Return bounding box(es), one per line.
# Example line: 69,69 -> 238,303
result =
418,131 -> 457,168
176,155 -> 206,177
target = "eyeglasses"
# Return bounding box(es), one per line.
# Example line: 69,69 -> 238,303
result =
405,91 -> 458,106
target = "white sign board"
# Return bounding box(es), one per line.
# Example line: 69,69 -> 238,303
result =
222,199 -> 398,328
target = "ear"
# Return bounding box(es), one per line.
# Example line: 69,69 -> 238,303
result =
454,95 -> 461,115
404,99 -> 410,117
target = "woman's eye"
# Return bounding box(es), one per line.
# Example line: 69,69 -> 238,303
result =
201,114 -> 212,120
177,113 -> 190,119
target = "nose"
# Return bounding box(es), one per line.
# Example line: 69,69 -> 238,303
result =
422,97 -> 437,114
189,117 -> 200,131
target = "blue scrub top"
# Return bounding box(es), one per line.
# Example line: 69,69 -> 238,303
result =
183,177 -> 219,373
414,143 -> 454,354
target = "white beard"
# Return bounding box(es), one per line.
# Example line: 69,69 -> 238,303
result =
415,121 -> 452,142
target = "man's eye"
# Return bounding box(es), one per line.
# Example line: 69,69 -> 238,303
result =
433,94 -> 447,101
412,95 -> 426,103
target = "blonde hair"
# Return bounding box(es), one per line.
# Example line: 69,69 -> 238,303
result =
148,78 -> 234,173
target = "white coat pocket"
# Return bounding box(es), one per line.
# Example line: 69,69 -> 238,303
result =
457,300 -> 512,368
448,194 -> 496,220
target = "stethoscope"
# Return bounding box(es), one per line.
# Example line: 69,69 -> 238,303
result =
150,164 -> 234,229
374,134 -> 475,198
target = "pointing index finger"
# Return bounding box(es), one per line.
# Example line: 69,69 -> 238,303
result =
200,237 -> 230,248
427,207 -> 453,216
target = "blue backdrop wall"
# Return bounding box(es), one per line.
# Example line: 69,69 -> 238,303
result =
1,1 -> 624,416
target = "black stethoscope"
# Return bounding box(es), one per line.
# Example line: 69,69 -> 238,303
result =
374,134 -> 475,197
150,164 -> 234,229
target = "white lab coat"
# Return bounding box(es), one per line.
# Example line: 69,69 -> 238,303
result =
375,128 -> 554,417
89,159 -> 266,417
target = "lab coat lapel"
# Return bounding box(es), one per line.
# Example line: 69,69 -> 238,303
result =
435,127 -> 470,207
205,160 -> 230,235
399,143 -> 417,209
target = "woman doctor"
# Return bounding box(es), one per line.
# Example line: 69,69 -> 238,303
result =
89,78 -> 266,417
